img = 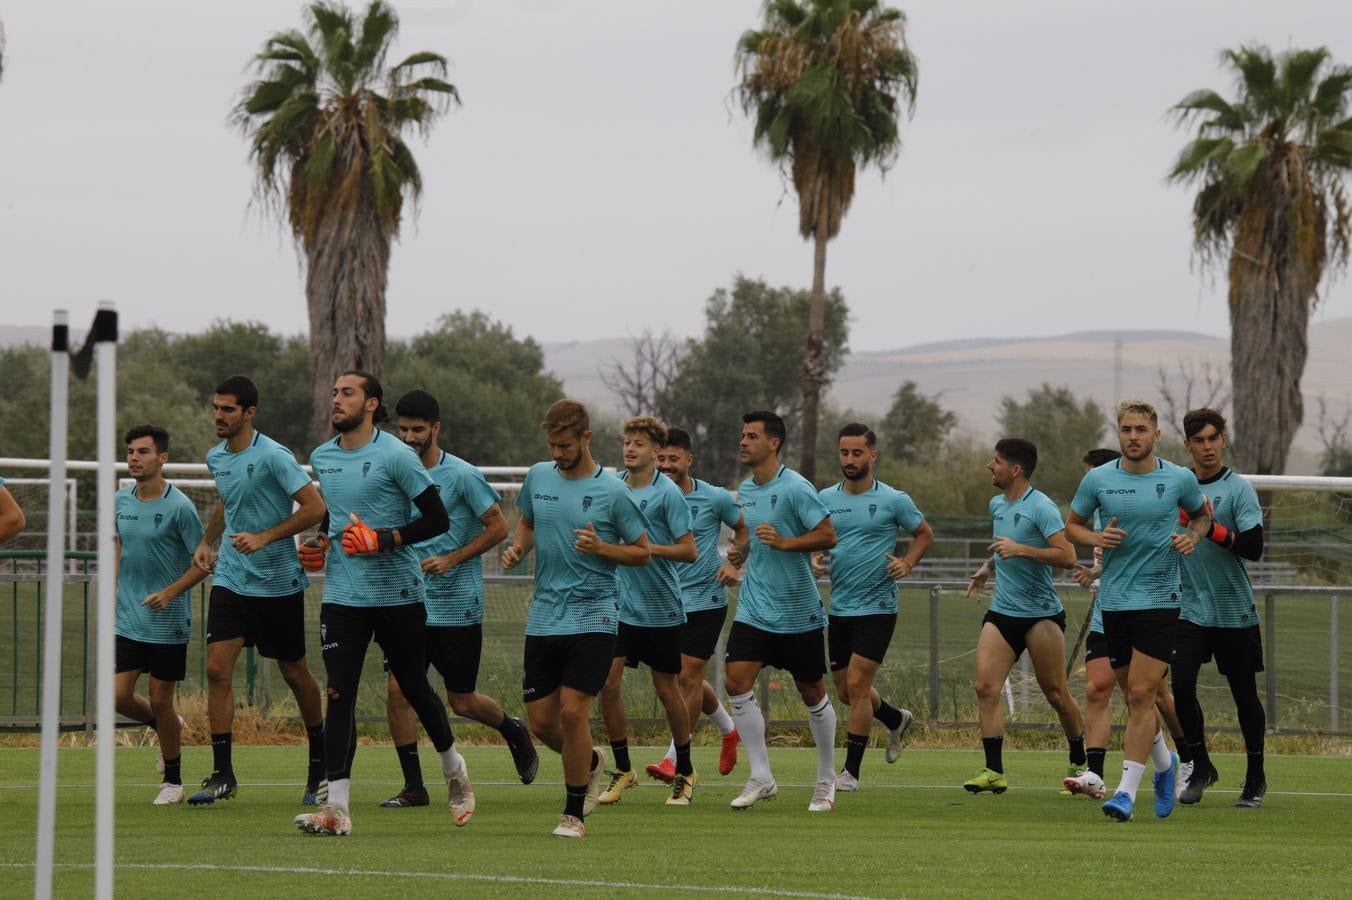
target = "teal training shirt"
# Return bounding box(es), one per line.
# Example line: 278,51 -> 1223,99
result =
678,479 -> 742,612
615,470 -> 689,627
1070,458 -> 1206,612
819,479 -> 924,617
517,462 -> 649,636
206,432 -> 312,597
988,486 -> 1066,617
736,465 -> 830,634
310,430 -> 435,608
413,451 -> 502,627
115,483 -> 204,644
1180,467 -> 1263,628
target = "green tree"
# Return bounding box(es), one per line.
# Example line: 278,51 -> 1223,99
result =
233,0 -> 459,440
996,384 -> 1106,503
1168,45 -> 1352,474
660,276 -> 849,485
879,380 -> 956,463
736,0 -> 917,482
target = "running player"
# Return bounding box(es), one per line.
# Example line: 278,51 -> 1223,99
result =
644,427 -> 745,783
1172,408 -> 1267,808
114,425 -> 207,805
1065,401 -> 1209,822
815,423 -> 928,792
0,474 -> 25,543
293,371 -> 472,837
960,438 -> 1084,794
723,410 -> 839,812
380,389 -> 537,809
499,400 -> 651,838
190,376 -> 328,806
597,416 -> 698,807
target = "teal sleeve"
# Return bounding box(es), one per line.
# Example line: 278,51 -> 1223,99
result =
612,491 -> 649,544
177,501 -> 205,553
464,469 -> 502,518
517,471 -> 535,524
1036,497 -> 1066,539
1232,479 -> 1263,531
793,481 -> 830,532
273,446 -> 312,497
1070,472 -> 1099,519
1179,470 -> 1207,515
718,490 -> 741,528
665,490 -> 693,539
892,492 -> 925,534
392,447 -> 435,500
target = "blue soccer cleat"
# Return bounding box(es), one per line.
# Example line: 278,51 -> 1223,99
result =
1102,791 -> 1134,821
1154,752 -> 1178,818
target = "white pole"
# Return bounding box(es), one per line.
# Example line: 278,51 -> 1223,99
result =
34,310 -> 70,900
93,302 -> 118,900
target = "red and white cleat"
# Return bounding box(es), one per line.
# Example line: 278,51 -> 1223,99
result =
719,729 -> 740,776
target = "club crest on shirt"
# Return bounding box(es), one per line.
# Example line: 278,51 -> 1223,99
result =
639,499 -> 648,511
1013,512 -> 1022,526
153,513 -> 163,529
582,495 -> 593,512
1155,483 -> 1166,499
362,461 -> 372,478
246,463 -> 255,480
770,494 -> 778,510
868,503 -> 877,519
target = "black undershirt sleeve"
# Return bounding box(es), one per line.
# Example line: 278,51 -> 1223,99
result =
1227,524 -> 1263,562
396,485 -> 450,546
319,511 -> 330,537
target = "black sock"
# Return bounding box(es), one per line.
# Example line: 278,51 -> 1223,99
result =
565,783 -> 587,819
610,739 -> 631,772
845,732 -> 868,778
874,700 -> 904,732
494,714 -> 522,746
1193,739 -> 1213,773
306,725 -> 325,787
591,749 -> 601,771
982,736 -> 1003,773
163,755 -> 181,786
674,741 -> 693,777
141,717 -> 157,729
1246,751 -> 1265,785
1177,739 -> 1195,765
211,732 -> 233,777
395,742 -> 424,790
1068,733 -> 1086,767
1087,747 -> 1106,778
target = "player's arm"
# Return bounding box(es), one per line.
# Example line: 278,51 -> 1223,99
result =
574,523 -> 651,566
142,559 -> 210,612
650,530 -> 697,563
966,555 -> 996,599
1065,511 -> 1124,550
886,519 -> 934,578
343,485 -> 449,555
989,529 -> 1076,569
501,515 -> 535,568
193,500 -> 225,572
426,505 -> 510,576
757,515 -> 835,553
0,487 -> 26,544
1170,501 -> 1211,557
233,483 -> 324,555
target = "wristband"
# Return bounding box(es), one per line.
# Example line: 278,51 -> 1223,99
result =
1207,520 -> 1232,547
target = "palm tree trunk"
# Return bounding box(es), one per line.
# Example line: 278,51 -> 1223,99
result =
304,206 -> 391,442
799,199 -> 830,482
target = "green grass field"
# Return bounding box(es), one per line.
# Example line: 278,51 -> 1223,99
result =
3,744 -> 1350,898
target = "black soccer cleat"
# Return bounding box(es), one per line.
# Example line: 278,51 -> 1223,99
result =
1235,779 -> 1267,809
379,785 -> 430,808
187,771 -> 239,806
508,718 -> 540,785
1179,763 -> 1219,805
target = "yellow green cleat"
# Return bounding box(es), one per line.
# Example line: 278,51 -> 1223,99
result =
963,767 -> 1008,794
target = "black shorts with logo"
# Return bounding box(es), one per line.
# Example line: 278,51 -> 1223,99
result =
725,621 -> 827,684
681,607 -> 728,661
206,585 -> 307,662
614,621 -> 683,674
1101,607 -> 1180,668
1085,630 -> 1110,662
383,623 -> 484,695
1174,619 -> 1264,677
981,609 -> 1066,660
115,635 -> 188,682
522,631 -> 616,701
827,613 -> 898,670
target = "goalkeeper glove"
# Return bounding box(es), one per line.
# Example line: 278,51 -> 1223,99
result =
342,512 -> 396,555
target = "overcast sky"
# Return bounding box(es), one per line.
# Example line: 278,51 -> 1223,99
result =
2,0 -> 1351,352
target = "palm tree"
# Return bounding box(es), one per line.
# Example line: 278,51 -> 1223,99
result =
736,0 -> 917,481
1169,45 -> 1352,475
233,0 -> 458,440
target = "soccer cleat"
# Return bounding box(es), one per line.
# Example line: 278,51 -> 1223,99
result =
963,767 -> 1008,794
380,785 -> 430,808
719,729 -> 740,776
187,771 -> 238,806
294,805 -> 352,836
835,769 -> 860,793
730,777 -> 778,809
645,757 -> 677,784
582,746 -> 607,817
1153,752 -> 1178,818
1235,779 -> 1267,809
1179,763 -> 1219,806
508,718 -> 540,785
1102,791 -> 1134,821
666,772 -> 697,806
598,769 -> 637,805
152,782 -> 184,805
447,763 -> 476,827
1061,764 -> 1088,796
312,779 -> 329,807
808,779 -> 836,812
1063,770 -> 1106,800
885,708 -> 914,764
552,813 -> 585,838
1176,760 -> 1194,799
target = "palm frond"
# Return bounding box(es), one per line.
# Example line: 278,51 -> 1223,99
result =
354,0 -> 398,74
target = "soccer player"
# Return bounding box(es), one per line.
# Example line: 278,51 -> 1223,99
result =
1065,401 -> 1209,822
597,416 -> 699,806
644,427 -> 746,784
0,475 -> 26,543
1172,408 -> 1267,808
723,410 -> 839,812
499,399 -> 651,838
960,438 -> 1084,794
113,425 -> 207,805
190,376 -> 328,806
815,423 -> 928,792
293,371 -> 472,837
379,389 -> 537,809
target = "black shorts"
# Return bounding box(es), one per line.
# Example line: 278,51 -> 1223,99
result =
981,609 -> 1066,660
725,621 -> 826,684
206,586 -> 307,662
827,613 -> 898,670
1174,619 -> 1264,677
523,632 -> 615,701
681,607 -> 728,661
383,624 -> 484,694
614,621 -> 682,674
320,601 -> 432,687
1101,607 -> 1180,669
115,635 -> 188,682
1085,631 -> 1109,663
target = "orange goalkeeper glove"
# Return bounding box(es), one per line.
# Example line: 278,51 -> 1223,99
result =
342,512 -> 396,555
298,535 -> 328,572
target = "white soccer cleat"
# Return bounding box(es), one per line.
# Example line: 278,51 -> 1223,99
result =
294,805 -> 352,836
885,708 -> 914,764
835,769 -> 860,793
1063,770 -> 1106,800
582,746 -> 607,817
808,779 -> 836,812
152,782 -> 184,805
552,814 -> 585,838
730,777 -> 778,809
447,762 -> 476,827
1176,761 -> 1194,800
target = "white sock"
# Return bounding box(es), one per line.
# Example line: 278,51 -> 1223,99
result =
1150,730 -> 1173,771
327,777 -> 351,813
664,739 -> 676,764
1115,760 -> 1146,801
709,702 -> 735,735
806,696 -> 837,783
728,690 -> 771,782
438,743 -> 466,780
